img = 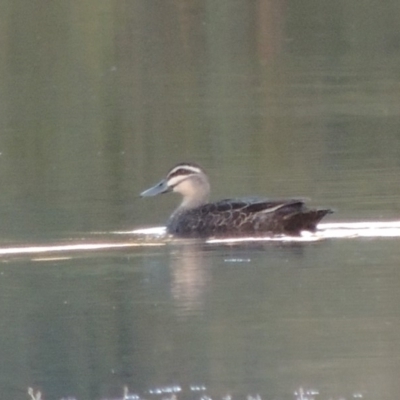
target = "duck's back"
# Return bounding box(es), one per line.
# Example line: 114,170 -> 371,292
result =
167,198 -> 332,238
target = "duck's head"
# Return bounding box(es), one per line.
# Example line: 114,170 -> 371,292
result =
140,162 -> 210,209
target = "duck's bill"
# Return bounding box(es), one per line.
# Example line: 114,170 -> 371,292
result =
140,179 -> 171,197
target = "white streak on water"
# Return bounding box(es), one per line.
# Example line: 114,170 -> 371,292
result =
1,221 -> 400,258
222,221 -> 400,243
208,221 -> 400,243
118,227 -> 167,235
0,242 -> 162,256
127,221 -> 400,243
320,221 -> 400,229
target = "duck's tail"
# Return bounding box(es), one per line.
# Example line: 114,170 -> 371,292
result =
283,208 -> 333,233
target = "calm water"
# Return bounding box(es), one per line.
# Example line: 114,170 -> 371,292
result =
1,1 -> 400,399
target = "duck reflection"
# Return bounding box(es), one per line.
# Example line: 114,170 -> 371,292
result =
168,241 -> 212,318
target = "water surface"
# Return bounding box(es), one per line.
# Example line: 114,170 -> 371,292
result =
1,1 -> 400,399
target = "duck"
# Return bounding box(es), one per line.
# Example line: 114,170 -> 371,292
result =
140,162 -> 332,238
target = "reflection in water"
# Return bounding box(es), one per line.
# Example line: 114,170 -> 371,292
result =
169,243 -> 211,318
5,228 -> 394,400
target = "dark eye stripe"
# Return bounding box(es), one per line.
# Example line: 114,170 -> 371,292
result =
167,162 -> 204,179
168,168 -> 196,179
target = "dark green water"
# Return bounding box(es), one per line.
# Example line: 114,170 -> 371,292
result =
1,1 -> 400,399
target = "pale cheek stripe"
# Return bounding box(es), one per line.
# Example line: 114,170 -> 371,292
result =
168,166 -> 202,176
167,176 -> 188,187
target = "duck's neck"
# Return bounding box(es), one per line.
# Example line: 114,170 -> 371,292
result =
179,194 -> 208,210
173,174 -> 210,210
168,193 -> 208,229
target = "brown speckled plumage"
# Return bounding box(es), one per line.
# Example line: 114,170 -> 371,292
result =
141,163 -> 332,238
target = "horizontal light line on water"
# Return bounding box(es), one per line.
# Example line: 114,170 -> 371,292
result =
119,227 -> 167,235
0,242 -> 162,256
1,221 -> 400,257
319,221 -> 400,229
128,222 -> 400,243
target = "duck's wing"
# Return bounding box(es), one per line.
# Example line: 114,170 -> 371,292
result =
211,198 -> 305,214
211,198 -> 332,233
174,198 -> 332,237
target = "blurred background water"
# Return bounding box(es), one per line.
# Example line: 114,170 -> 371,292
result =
1,1 -> 400,399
